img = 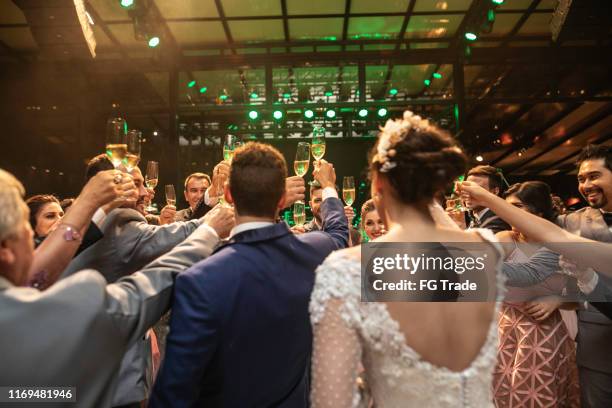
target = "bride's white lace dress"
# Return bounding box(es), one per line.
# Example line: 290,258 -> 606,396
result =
309,229 -> 505,407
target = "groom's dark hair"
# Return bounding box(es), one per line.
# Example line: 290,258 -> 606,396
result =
230,142 -> 287,218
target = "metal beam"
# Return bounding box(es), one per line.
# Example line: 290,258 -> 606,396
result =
280,0 -> 290,53
508,106 -> 612,173
491,103 -> 582,165
453,63 -> 465,133
341,0 -> 351,51
214,0 -> 235,54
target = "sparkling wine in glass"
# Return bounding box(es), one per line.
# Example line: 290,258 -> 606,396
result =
105,117 -> 128,168
223,134 -> 241,163
294,142 -> 310,177
125,130 -> 142,172
165,185 -> 176,207
145,161 -> 158,212
293,201 -> 305,227
451,175 -> 467,212
311,126 -> 326,161
342,176 -> 355,206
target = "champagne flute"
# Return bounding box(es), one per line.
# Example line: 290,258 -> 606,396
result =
342,176 -> 355,206
223,134 -> 241,163
311,126 -> 326,161
105,117 -> 128,168
294,142 -> 310,178
144,161 -> 158,212
293,201 -> 305,227
125,130 -> 142,172
165,185 -> 176,207
451,175 -> 467,212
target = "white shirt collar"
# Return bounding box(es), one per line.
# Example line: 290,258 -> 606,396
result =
229,221 -> 274,238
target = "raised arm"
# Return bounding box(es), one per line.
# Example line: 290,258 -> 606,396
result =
29,170 -> 136,289
459,181 -> 612,277
313,160 -> 349,249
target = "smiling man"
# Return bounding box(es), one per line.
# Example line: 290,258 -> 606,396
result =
557,144 -> 612,407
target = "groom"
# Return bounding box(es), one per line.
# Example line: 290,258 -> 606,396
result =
150,142 -> 348,407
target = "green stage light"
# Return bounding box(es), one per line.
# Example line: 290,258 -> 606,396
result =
424,79 -> 431,86
377,108 -> 387,117
325,109 -> 336,119
358,108 -> 368,118
248,110 -> 259,120
199,86 -> 207,94
433,72 -> 442,79
304,109 -> 315,119
148,36 -> 160,48
219,94 -> 228,101
283,92 -> 291,99
464,32 -> 478,41
187,80 -> 196,88
250,92 -> 258,98
487,9 -> 495,22
389,88 -> 398,95
273,110 -> 283,120
492,0 -> 505,4
120,0 -> 134,8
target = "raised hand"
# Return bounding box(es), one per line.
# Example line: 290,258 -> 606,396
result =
202,204 -> 235,239
313,159 -> 336,189
285,176 -> 306,207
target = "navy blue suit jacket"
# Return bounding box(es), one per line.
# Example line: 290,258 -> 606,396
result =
150,197 -> 348,407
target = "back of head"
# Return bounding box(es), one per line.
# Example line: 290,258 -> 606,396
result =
504,181 -> 557,221
85,154 -> 114,182
0,169 -> 26,242
370,111 -> 468,206
577,144 -> 612,170
25,195 -> 60,231
467,165 -> 503,195
229,142 -> 287,218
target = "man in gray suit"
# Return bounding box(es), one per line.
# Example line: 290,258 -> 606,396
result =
0,169 -> 232,407
558,145 -> 612,408
61,158 -> 217,407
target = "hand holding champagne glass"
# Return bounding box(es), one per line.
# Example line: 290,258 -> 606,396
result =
342,176 -> 355,206
105,117 -> 128,168
223,134 -> 241,163
165,185 -> 176,207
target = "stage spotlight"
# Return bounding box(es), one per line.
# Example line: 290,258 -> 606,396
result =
389,88 -> 398,96
377,108 -> 388,117
120,0 -> 135,8
423,79 -> 431,86
433,72 -> 442,79
491,0 -> 504,4
250,91 -> 258,99
148,36 -> 160,47
476,155 -> 484,162
358,108 -> 368,118
273,110 -> 283,120
199,87 -> 207,94
187,80 -> 196,88
248,110 -> 259,120
325,109 -> 336,119
304,109 -> 315,119
324,85 -> 333,97
464,32 -> 478,41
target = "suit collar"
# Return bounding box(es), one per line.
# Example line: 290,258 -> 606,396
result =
215,222 -> 291,253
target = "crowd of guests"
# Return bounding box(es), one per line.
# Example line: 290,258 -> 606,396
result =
1,110 -> 611,407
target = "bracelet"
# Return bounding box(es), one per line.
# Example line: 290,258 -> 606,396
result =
55,224 -> 82,243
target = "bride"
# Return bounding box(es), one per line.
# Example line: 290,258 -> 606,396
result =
309,111 -> 505,407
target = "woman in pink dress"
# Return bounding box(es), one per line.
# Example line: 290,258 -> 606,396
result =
492,181 -> 580,407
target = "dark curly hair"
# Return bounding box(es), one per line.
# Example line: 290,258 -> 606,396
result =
369,120 -> 468,206
503,181 -> 558,221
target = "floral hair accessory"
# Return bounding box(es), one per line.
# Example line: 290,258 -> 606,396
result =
373,110 -> 433,173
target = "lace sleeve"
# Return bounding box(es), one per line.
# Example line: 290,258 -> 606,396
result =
311,297 -> 362,408
310,253 -> 363,408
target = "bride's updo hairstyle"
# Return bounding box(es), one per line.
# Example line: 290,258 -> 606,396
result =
370,110 -> 468,205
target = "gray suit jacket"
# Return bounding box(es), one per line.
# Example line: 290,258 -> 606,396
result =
60,208 -> 201,405
0,225 -> 219,408
558,207 -> 612,373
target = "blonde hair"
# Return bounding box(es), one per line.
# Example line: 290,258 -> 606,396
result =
0,169 -> 27,241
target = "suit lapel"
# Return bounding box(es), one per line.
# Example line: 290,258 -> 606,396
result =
582,208 -> 612,243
